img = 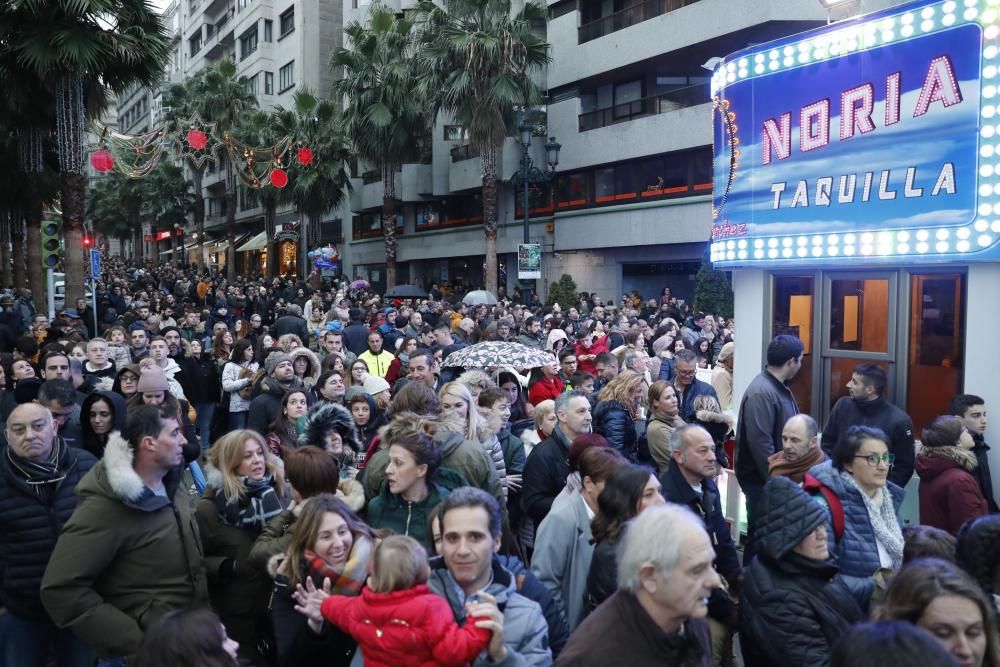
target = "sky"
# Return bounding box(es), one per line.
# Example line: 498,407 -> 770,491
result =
150,0 -> 171,13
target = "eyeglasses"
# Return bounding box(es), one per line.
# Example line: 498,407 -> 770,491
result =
676,369 -> 697,377
855,453 -> 895,467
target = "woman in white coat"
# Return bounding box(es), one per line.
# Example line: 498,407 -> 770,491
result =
529,445 -> 624,630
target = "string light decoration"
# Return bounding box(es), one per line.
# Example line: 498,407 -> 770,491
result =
173,113 -> 222,169
224,132 -> 293,189
89,123 -> 166,178
712,96 -> 740,220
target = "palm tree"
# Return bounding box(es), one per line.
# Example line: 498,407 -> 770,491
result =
142,161 -> 194,263
5,0 -> 170,302
87,171 -> 137,256
415,0 -> 549,295
197,59 -> 258,281
332,5 -> 428,289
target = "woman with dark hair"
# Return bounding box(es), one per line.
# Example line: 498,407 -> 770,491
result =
212,329 -> 234,366
366,429 -> 449,551
533,446 -> 624,630
584,462 -> 664,614
269,494 -> 375,667
0,361 -> 17,423
916,415 -> 989,535
874,557 -> 1000,667
553,433 -> 612,506
385,336 -> 418,386
499,370 -> 533,427
831,621 -> 959,667
79,391 -> 127,458
346,358 -> 369,390
266,389 -> 309,456
692,337 -> 714,366
255,333 -> 279,365
221,338 -> 258,430
527,355 -> 565,406
182,338 -> 222,450
133,608 -> 239,667
956,514 -> 1000,610
806,424 -> 905,607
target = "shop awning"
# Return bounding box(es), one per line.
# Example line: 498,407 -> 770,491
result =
237,231 -> 268,252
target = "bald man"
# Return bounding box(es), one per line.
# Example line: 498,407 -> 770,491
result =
768,414 -> 825,483
0,403 -> 97,666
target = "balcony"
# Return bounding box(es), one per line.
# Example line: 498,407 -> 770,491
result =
578,0 -> 703,44
204,13 -> 234,59
578,83 -> 709,132
450,144 -> 481,162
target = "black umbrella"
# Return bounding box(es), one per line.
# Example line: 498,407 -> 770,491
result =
384,284 -> 428,298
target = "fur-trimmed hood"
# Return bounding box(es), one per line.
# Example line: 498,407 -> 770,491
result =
917,444 -> 979,481
81,431 -> 181,510
290,347 -> 321,383
299,402 -> 362,457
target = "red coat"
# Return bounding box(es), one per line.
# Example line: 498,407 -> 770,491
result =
915,447 -> 988,535
574,336 -> 608,376
320,584 -> 490,667
528,377 -> 565,406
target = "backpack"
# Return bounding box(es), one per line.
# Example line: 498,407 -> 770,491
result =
802,473 -> 845,542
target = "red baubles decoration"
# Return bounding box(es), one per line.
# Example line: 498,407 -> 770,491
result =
91,150 -> 114,172
297,146 -> 314,166
187,128 -> 208,150
270,168 -> 288,188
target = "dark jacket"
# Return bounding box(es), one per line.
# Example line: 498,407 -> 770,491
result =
248,376 -> 305,436
735,370 -> 799,490
0,442 -> 97,623
592,399 -> 639,463
584,538 -> 617,615
659,462 -> 740,583
271,314 -> 310,343
820,395 -> 915,488
971,434 -> 999,512
176,352 -> 219,406
557,590 -> 712,667
79,390 -> 127,459
40,432 -> 208,658
522,426 -> 573,526
915,446 -> 989,535
342,320 -> 370,357
365,480 -> 449,553
675,378 -> 719,424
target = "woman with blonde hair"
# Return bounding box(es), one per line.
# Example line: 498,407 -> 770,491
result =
196,429 -> 287,666
439,380 -> 507,493
522,399 -> 557,457
592,370 -> 646,463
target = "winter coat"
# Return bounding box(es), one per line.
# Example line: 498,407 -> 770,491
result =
248,376 -> 306,436
0,441 -> 97,623
735,370 -> 799,491
530,490 -> 594,630
971,434 -> 999,512
353,392 -> 387,453
806,460 -> 904,604
573,336 -> 608,376
320,583 -> 491,667
343,320 -> 371,357
592,399 -> 639,463
528,377 -> 564,406
647,411 -> 685,474
428,556 -> 553,667
820,395 -> 915,488
271,314 -> 310,343
290,347 -> 321,388
299,401 -> 364,477
500,428 -> 527,530
498,554 -> 569,658
675,378 -> 720,426
366,481 -> 449,552
357,348 -> 396,379
517,331 -> 544,350
79,390 -> 127,459
584,539 -> 617,614
557,590 -> 712,667
40,432 -> 208,658
195,467 -> 278,665
221,360 -> 259,413
522,426 -> 573,526
183,352 -> 222,405
915,446 -> 988,535
82,360 -> 118,394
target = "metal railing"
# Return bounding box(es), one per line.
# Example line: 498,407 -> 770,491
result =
578,0 -> 703,43
578,84 -> 709,132
450,144 -> 482,162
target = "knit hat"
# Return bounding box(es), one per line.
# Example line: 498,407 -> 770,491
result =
362,376 -> 390,396
136,366 -> 170,393
717,342 -> 735,363
755,477 -> 827,560
265,351 -> 294,376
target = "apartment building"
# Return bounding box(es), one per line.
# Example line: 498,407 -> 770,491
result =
344,0 -> 838,300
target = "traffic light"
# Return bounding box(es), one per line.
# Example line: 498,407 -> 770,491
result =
41,217 -> 62,269
83,235 -> 92,248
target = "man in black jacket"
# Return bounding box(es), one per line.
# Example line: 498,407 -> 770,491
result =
342,308 -> 370,356
270,303 -> 310,342
735,334 -> 802,559
0,403 -> 97,666
949,393 -> 999,512
820,364 -> 914,488
247,352 -> 305,435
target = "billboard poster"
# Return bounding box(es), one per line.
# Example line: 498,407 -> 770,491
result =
710,0 -> 998,267
518,243 -> 542,279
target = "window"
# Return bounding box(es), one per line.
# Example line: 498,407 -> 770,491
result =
264,71 -> 274,95
264,20 -> 273,42
238,0 -> 252,9
243,73 -> 259,97
240,25 -> 258,59
279,60 -> 295,91
353,213 -> 404,240
443,125 -> 469,141
280,7 -> 294,37
189,32 -> 202,57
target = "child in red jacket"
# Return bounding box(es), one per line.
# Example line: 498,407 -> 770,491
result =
300,535 -> 491,667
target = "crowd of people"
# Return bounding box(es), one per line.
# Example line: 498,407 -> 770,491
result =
0,258 -> 997,667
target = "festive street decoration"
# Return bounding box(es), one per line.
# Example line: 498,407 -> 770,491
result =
224,131 -> 293,189
89,123 -> 166,178
269,168 -> 288,188
91,149 -> 114,172
308,244 -> 340,269
297,146 -> 314,166
172,113 -> 222,169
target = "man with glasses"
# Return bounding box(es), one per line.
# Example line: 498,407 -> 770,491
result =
820,364 -> 914,488
672,349 -> 720,424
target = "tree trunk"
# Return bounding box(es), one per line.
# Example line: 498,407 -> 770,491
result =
61,171 -> 88,304
150,224 -> 160,266
191,162 -> 205,270
381,162 -> 398,290
24,176 -> 45,303
264,202 -> 277,278
482,145 -> 499,296
12,214 -> 26,292
0,212 -> 13,288
134,226 -> 143,262
226,188 -> 237,282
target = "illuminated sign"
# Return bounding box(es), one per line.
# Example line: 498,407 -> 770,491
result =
709,0 -> 999,266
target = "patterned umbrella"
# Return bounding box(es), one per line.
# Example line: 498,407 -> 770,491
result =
442,341 -> 554,369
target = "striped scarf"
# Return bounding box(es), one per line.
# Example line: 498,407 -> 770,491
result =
304,534 -> 373,596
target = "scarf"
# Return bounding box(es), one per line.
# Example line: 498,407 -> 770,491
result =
839,470 -> 904,569
214,474 -> 283,530
6,440 -> 65,499
304,534 -> 373,596
768,445 -> 825,483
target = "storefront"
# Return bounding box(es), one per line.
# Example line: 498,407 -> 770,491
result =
711,0 -> 1000,507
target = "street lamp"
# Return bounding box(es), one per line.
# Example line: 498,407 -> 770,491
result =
510,119 -> 560,305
